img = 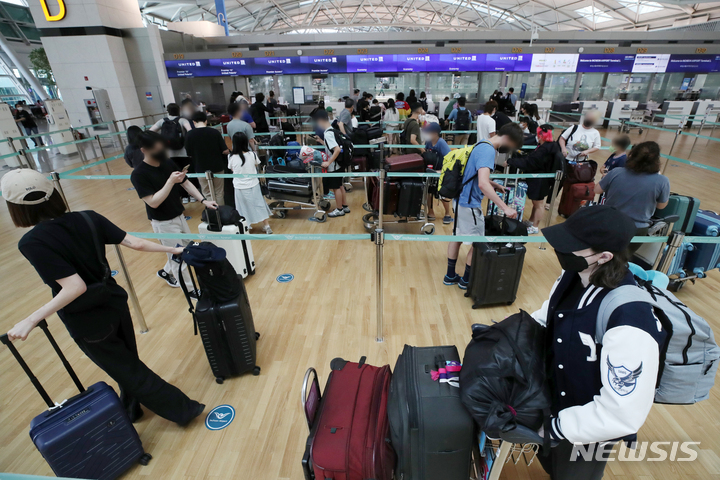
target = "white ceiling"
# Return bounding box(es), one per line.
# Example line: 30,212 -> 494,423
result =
138,0 -> 720,34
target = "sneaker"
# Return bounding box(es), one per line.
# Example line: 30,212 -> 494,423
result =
189,197 -> 197,203
264,225 -> 273,234
325,192 -> 335,200
189,289 -> 201,300
443,274 -> 461,285
157,270 -> 179,288
522,220 -> 533,227
182,198 -> 189,204
458,277 -> 469,290
527,226 -> 539,234
427,213 -> 436,221
328,208 -> 345,218
443,215 -> 453,224
178,402 -> 206,427
342,206 -> 351,214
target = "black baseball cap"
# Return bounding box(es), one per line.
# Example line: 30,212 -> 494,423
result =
542,205 -> 636,253
312,109 -> 329,121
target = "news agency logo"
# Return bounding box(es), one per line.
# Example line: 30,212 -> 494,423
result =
570,441 -> 700,462
205,405 -> 235,431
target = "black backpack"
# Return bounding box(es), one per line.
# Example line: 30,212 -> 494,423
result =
179,242 -> 241,306
455,109 -> 471,131
160,117 -> 185,150
269,133 -> 287,162
561,124 -> 578,144
329,128 -> 354,168
201,206 -> 243,231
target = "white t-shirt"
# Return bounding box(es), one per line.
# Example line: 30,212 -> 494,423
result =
228,151 -> 260,190
151,115 -> 193,158
324,128 -> 341,172
561,125 -> 601,160
384,108 -> 399,131
476,114 -> 496,141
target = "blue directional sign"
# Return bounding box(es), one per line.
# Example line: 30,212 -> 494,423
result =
276,273 -> 294,283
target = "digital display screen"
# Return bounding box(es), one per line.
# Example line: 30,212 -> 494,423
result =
396,54 -> 432,72
665,55 -> 718,73
208,58 -> 254,76
165,59 -> 211,78
449,54 -> 484,72
345,55 -> 396,73
299,56 -> 347,73
485,53 -> 531,72
577,54 -> 635,73
530,54 -> 579,73
632,54 -> 670,73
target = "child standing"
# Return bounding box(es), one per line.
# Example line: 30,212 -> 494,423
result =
228,132 -> 273,234
602,134 -> 631,176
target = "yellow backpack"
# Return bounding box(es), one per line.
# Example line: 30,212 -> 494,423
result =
436,143 -> 483,199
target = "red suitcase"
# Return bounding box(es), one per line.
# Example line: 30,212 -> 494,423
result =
302,357 -> 395,480
352,156 -> 367,173
370,178 -> 400,214
558,182 -> 595,217
385,153 -> 425,172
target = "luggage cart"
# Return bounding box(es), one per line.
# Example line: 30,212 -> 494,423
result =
620,109 -> 645,133
472,428 -> 541,480
265,163 -> 331,222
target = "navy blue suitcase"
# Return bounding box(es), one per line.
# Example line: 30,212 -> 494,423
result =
686,209 -> 720,276
1,320 -> 151,479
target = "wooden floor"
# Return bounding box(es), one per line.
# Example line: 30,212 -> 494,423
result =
1,127 -> 720,479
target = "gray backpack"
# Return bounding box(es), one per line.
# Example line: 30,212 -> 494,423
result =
597,279 -> 719,405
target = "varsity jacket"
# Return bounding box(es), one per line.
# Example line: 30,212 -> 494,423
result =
532,269 -> 666,445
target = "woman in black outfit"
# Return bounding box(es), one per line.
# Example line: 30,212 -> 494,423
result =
507,124 -> 563,233
3,169 -> 205,426
250,92 -> 272,133
124,125 -> 144,168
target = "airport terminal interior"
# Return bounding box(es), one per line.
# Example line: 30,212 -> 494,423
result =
1,0 -> 720,479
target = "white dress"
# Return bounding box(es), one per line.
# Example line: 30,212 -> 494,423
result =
228,152 -> 272,225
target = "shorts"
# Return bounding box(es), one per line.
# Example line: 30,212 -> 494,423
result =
454,206 -> 485,245
323,167 -> 344,190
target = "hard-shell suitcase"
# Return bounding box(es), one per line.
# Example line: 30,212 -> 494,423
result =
466,242 -> 526,307
1,321 -> 151,480
366,124 -> 384,140
686,210 -> 720,276
397,179 -> 424,218
385,153 -> 425,172
558,182 -> 595,218
267,177 -> 313,203
191,283 -> 261,383
370,178 -> 401,215
665,242 -> 694,277
388,345 -> 475,480
301,357 -> 395,480
655,194 -> 700,233
199,222 -> 255,278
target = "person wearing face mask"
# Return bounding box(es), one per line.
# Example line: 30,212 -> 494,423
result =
130,131 -> 218,295
533,206 -> 666,480
559,111 -> 602,162
506,124 -> 563,233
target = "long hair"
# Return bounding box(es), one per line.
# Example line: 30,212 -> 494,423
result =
231,132 -> 251,165
387,98 -> 397,113
590,248 -> 630,289
126,125 -> 142,146
625,141 -> 661,174
7,190 -> 68,228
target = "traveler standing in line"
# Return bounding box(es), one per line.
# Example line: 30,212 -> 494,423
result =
180,98 -> 196,122
407,89 -> 418,106
150,103 -> 195,203
350,89 -> 360,103
423,123 -> 453,223
559,110 -> 601,162
506,88 -> 518,109
184,111 -> 230,205
444,93 -> 460,118
2,169 -> 206,426
419,91 -> 429,113
533,206 -> 665,480
130,131 -> 218,294
403,103 -> 425,154
123,125 -> 144,168
447,96 -> 472,146
521,103 -> 541,132
507,125 -> 563,234
492,106 -> 513,130
15,103 -> 43,146
227,103 -> 256,151
595,141 -> 670,254
601,134 -> 631,177
384,99 -> 400,154
476,100 -> 497,141
444,123 -> 523,289
312,110 -> 349,218
228,132 -> 273,234
335,98 -> 355,136
369,99 -> 383,122
250,93 -> 272,134
395,92 -> 410,119
267,90 -> 279,112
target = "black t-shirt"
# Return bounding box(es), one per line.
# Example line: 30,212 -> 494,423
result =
130,160 -> 186,221
492,111 -> 512,130
16,110 -> 36,128
18,211 -> 129,339
184,127 -> 228,173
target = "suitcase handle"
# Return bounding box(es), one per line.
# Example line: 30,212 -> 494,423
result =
301,367 -> 321,431
1,320 -> 85,409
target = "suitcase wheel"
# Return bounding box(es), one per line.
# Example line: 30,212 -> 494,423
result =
216,377 -> 225,384
668,280 -> 685,292
139,453 -> 152,466
253,366 -> 261,376
362,202 -> 373,213
319,199 -> 331,211
255,332 -> 260,340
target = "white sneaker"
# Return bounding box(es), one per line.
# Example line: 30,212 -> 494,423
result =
328,208 -> 345,218
264,225 -> 273,234
527,226 -> 539,234
189,197 -> 197,203
182,198 -> 189,204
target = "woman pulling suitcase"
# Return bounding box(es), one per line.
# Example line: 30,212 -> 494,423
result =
3,169 -> 205,426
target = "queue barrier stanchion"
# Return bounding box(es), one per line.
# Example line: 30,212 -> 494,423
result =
86,127 -> 98,159
539,170 -> 563,250
375,167 -> 385,343
205,170 -> 217,203
18,138 -> 35,169
95,135 -> 112,176
688,118 -> 706,159
51,172 -> 70,210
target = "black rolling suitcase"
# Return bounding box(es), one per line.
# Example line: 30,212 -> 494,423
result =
180,242 -> 260,384
466,242 -> 525,307
397,179 -> 424,217
388,345 -> 475,480
1,320 -> 152,479
267,177 -> 313,203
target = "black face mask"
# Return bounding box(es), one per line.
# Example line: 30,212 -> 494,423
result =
554,250 -> 599,272
498,146 -> 511,154
151,150 -> 168,162
583,120 -> 593,128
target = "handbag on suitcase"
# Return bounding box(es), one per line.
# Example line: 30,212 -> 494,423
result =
558,182 -> 595,218
301,357 -> 395,480
397,179 -> 424,218
1,321 -> 151,480
388,345 -> 475,480
200,207 -> 255,278
564,156 -> 597,184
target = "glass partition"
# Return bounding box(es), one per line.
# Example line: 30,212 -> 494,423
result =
650,73 -> 686,102
542,73 -> 578,103
354,73 -> 424,100
505,73 -> 543,101
428,72 -> 454,101
603,73 -> 629,101
577,73 -> 605,101
479,72 -> 502,102
325,74 -> 351,100
248,75 -> 274,97
697,73 -> 720,100
454,73 -> 480,101
277,75 -> 312,103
